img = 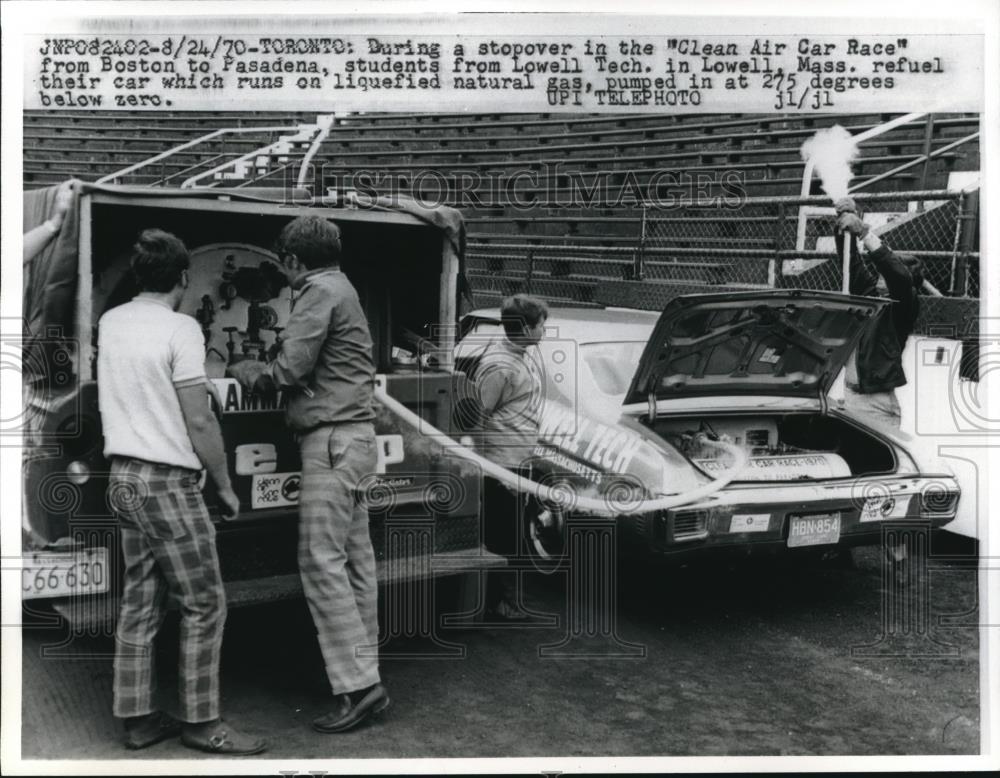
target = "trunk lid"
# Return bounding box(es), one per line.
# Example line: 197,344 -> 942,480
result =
623,289 -> 887,405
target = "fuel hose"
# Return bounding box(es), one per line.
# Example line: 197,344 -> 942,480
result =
374,381 -> 750,518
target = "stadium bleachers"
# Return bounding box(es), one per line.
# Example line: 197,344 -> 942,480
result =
304,112 -> 977,306
22,111 -> 317,187
22,110 -> 980,311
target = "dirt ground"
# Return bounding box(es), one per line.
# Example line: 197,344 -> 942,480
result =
20,538 -> 980,762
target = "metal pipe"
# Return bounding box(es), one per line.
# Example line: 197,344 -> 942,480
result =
297,115 -> 335,189
96,125 -> 301,186
848,132 -> 979,193
841,234 -> 852,294
664,189 -> 965,209
76,194 -> 94,379
918,116 -> 936,192
182,124 -> 324,188
467,241 -> 974,260
796,113 -> 927,255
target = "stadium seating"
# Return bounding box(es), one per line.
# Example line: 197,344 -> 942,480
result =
22,110 -> 979,311
23,111 -> 316,187
302,112 -> 978,308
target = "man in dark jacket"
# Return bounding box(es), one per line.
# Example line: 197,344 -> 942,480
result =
835,197 -> 923,429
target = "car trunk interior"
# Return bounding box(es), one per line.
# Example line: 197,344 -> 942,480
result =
649,412 -> 897,481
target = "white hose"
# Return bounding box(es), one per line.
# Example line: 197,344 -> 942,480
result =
374,382 -> 750,518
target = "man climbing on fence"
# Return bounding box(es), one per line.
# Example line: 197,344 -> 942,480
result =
834,196 -> 924,429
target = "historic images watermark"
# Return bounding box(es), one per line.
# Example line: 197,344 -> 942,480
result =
280,161 -> 748,211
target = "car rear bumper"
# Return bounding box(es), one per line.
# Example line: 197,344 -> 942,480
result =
619,475 -> 959,555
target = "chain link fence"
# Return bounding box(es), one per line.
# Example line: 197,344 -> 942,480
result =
640,190 -> 978,296
467,189 -> 980,336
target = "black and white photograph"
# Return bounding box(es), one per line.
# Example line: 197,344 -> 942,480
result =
1,1 -> 997,774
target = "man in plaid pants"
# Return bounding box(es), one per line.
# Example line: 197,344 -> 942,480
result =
228,216 -> 388,733
98,229 -> 265,755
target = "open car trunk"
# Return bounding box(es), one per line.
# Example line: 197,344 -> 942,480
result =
649,411 -> 896,482
620,290 -> 898,483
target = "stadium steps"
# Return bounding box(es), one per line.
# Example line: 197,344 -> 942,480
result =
316,133 -> 966,165
330,111 -> 885,135
23,110 -> 315,129
318,116 -> 977,151
313,148 -> 959,174
21,111 -> 978,315
467,252 -> 735,286
22,111 -> 321,188
466,270 -> 605,306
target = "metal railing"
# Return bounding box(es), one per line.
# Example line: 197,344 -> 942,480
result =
98,123 -> 319,188
640,189 -> 978,295
792,113 -> 979,291
468,188 -> 979,333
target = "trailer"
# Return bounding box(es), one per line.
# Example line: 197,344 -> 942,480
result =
21,183 -> 504,626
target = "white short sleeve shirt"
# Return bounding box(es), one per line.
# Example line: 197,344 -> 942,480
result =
97,297 -> 206,470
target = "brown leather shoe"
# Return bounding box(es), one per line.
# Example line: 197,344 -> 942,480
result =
312,684 -> 390,733
181,720 -> 267,755
123,711 -> 183,749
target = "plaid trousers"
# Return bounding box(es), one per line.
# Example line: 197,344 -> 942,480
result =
108,457 -> 226,723
297,422 -> 380,696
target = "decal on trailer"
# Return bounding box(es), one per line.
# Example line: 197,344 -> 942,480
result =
235,443 -> 277,475
248,436 -> 406,508
210,378 -> 286,414
251,472 -> 301,509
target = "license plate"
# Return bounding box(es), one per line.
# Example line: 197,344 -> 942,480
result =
787,513 -> 841,548
21,548 -> 109,600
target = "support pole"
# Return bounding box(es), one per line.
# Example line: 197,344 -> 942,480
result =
842,232 -> 852,294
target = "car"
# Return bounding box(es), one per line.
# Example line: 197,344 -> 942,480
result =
454,291 -> 961,573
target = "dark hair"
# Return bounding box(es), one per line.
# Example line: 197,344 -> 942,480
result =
276,216 -> 342,269
131,229 -> 190,292
500,294 -> 549,339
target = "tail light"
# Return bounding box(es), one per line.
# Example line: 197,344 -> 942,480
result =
918,482 -> 959,520
669,509 -> 709,542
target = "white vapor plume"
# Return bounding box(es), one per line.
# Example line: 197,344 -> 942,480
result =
800,125 -> 859,200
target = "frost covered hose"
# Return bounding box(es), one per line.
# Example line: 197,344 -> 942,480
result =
374,382 -> 750,518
